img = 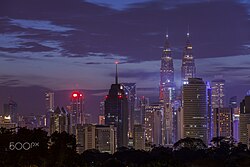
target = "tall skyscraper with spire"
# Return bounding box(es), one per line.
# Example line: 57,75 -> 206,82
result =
181,31 -> 196,84
159,33 -> 175,145
104,62 -> 129,148
160,33 -> 175,102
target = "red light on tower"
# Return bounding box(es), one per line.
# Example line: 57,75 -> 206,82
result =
72,91 -> 84,99
118,95 -> 122,99
72,93 -> 78,98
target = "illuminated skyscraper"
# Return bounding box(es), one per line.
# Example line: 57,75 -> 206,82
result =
182,78 -> 208,144
159,33 -> 175,102
239,94 -> 250,145
206,82 -> 213,143
172,100 -> 182,143
121,83 -> 136,137
104,63 -> 128,147
134,96 -> 149,125
212,78 -> 225,108
181,31 -> 196,84
45,92 -> 54,129
99,101 -> 105,125
71,91 -> 84,125
159,33 -> 175,145
50,107 -> 70,135
45,92 -> 54,113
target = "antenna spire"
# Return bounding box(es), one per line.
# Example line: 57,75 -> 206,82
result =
187,25 -> 190,37
115,61 -> 118,84
166,27 -> 169,38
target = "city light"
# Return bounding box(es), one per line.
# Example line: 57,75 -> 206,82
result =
72,93 -> 78,98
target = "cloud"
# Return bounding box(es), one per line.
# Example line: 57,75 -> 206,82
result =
0,0 -> 249,62
110,71 -> 159,80
0,75 -> 21,86
9,19 -> 75,32
0,42 -> 55,53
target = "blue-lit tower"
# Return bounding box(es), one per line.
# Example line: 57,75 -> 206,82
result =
159,33 -> 175,145
181,31 -> 196,84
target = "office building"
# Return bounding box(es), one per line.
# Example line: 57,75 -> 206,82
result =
50,107 -> 71,135
182,78 -> 208,144
134,96 -> 149,125
207,82 -> 213,143
172,100 -> 182,143
239,95 -> 250,145
121,83 -> 136,137
181,31 -> 196,84
104,63 -> 128,147
3,98 -> 18,123
159,34 -> 175,145
159,33 -> 175,103
76,124 -> 116,154
71,91 -> 84,125
229,96 -> 237,109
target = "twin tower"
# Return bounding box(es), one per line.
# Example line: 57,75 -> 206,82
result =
160,32 -> 196,102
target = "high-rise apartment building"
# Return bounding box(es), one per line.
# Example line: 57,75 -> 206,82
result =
182,78 -> 208,144
213,108 -> 233,138
145,103 -> 162,146
104,63 -> 128,148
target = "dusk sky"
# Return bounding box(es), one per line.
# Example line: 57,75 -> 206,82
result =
0,0 -> 250,119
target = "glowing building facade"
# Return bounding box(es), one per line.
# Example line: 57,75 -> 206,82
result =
159,34 -> 175,103
159,34 -> 175,145
181,32 -> 196,84
71,91 -> 84,125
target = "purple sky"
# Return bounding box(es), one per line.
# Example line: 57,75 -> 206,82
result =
0,0 -> 250,120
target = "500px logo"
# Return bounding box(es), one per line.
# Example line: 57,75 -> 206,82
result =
9,142 -> 39,150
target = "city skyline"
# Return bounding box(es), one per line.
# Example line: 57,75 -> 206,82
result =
0,0 -> 250,117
